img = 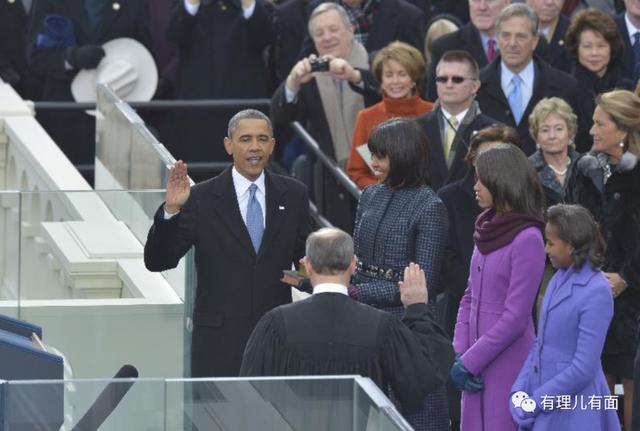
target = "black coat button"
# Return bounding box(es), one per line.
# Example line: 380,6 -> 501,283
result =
613,192 -> 621,200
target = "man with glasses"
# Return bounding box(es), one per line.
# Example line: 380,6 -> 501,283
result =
475,3 -> 582,155
416,50 -> 496,191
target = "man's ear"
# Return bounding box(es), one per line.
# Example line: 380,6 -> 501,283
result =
301,256 -> 313,276
224,137 -> 233,156
348,255 -> 357,275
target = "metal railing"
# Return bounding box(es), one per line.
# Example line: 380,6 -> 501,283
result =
33,99 -> 271,111
290,121 -> 361,200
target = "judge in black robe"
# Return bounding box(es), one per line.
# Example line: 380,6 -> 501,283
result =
240,228 -> 454,419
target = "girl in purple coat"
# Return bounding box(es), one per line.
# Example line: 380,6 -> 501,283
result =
510,204 -> 620,430
451,144 -> 546,431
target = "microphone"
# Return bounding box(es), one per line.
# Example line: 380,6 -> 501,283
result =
71,364 -> 139,431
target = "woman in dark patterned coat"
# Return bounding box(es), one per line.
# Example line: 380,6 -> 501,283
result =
567,89 -> 640,431
352,118 -> 450,431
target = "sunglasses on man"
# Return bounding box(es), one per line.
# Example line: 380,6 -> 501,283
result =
435,76 -> 476,84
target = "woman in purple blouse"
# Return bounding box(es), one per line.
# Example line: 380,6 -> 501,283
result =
450,144 -> 546,431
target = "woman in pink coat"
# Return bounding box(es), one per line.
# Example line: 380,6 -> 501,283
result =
451,144 -> 546,430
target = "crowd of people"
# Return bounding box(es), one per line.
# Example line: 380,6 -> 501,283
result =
3,0 -> 640,430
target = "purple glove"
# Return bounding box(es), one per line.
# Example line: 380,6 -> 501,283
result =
509,391 -> 538,429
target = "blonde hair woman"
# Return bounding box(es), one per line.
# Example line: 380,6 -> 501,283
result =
568,89 -> 640,431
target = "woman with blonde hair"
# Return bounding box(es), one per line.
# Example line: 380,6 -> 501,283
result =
528,97 -> 581,209
346,41 -> 433,189
568,89 -> 640,430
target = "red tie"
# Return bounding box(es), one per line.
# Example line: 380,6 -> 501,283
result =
487,39 -> 496,62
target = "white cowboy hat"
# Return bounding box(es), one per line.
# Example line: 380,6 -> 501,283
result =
71,37 -> 158,103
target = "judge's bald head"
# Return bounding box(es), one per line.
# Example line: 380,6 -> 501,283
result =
305,228 -> 354,275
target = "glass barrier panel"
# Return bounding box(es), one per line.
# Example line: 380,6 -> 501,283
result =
1,377 -> 411,430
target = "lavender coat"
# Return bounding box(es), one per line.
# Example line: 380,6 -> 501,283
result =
511,265 -> 620,430
454,227 -> 545,431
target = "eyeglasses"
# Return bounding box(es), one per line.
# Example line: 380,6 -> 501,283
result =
435,75 -> 475,84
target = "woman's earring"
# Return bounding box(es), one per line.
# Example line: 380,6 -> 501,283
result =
619,141 -> 625,148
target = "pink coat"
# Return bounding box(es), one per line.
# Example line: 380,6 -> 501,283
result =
454,227 -> 545,431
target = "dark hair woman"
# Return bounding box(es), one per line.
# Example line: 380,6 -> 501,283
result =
352,118 -> 448,430
511,204 -> 619,430
346,42 -> 433,189
451,144 -> 546,431
438,125 -> 521,430
565,8 -> 633,151
567,88 -> 640,431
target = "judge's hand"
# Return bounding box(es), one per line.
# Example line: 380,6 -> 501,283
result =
325,55 -> 361,83
165,160 -> 190,214
399,262 -> 428,306
604,272 -> 627,298
285,55 -> 316,94
240,0 -> 255,8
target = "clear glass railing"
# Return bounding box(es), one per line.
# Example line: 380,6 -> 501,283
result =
0,376 -> 412,430
94,84 -> 196,376
0,189 -> 185,379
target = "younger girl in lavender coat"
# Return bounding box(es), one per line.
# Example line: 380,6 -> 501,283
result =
510,204 -> 620,430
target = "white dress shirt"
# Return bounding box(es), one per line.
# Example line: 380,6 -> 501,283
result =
441,107 -> 469,136
501,60 -> 535,115
625,13 -> 640,44
164,167 -> 266,226
313,283 -> 348,296
232,167 -> 266,226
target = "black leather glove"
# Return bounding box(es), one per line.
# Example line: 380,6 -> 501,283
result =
66,45 -> 105,70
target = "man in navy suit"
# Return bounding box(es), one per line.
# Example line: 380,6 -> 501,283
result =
615,0 -> 640,84
144,109 -> 314,377
527,0 -> 571,72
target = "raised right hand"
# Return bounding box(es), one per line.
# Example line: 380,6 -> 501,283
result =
165,160 -> 190,214
399,262 -> 428,306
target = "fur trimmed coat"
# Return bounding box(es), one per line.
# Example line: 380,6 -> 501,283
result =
567,151 -> 640,357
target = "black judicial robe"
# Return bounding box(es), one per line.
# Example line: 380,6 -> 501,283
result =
239,292 -> 453,415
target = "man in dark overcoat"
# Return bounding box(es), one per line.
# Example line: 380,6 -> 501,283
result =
144,109 -> 314,377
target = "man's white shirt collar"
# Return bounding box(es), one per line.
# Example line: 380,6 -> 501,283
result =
441,107 -> 469,126
501,60 -> 534,90
313,283 -> 348,296
625,13 -> 640,42
232,166 -> 265,197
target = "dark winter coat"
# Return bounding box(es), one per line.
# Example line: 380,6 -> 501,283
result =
567,151 -> 640,356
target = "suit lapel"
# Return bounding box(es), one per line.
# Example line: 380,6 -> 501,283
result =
258,172 -> 287,259
548,16 -> 568,63
67,0 -> 96,43
482,61 -> 511,117
98,0 -> 121,41
465,25 -> 489,67
520,60 -> 545,127
425,112 -> 447,186
616,14 -> 634,75
210,169 -> 256,256
446,112 -> 475,183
